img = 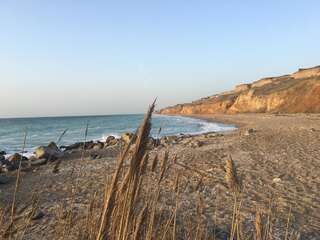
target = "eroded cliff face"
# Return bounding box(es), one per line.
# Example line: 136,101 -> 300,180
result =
159,66 -> 320,115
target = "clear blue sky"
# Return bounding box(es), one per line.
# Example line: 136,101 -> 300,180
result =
1,0 -> 319,117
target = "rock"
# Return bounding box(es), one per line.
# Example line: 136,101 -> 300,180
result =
28,156 -> 38,161
0,155 -> 5,162
121,133 -> 134,144
105,136 -> 115,144
0,165 -> 8,173
61,142 -> 83,151
0,151 -> 6,156
6,153 -> 29,170
244,128 -> 256,136
48,142 -> 59,151
93,142 -> 104,150
61,141 -> 95,151
90,154 -> 101,160
205,133 -> 217,138
272,177 -> 282,183
153,138 -> 161,148
167,136 -> 178,142
104,138 -> 119,148
0,175 -> 10,184
30,159 -> 47,166
235,83 -> 251,92
1,158 -> 7,165
189,140 -> 204,148
8,153 -> 28,162
35,146 -> 52,159
35,142 -> 61,160
31,210 -> 45,220
160,136 -> 178,145
84,141 -> 95,149
146,137 -> 157,149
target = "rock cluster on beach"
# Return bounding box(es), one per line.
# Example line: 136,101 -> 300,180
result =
158,65 -> 320,114
0,131 -> 215,179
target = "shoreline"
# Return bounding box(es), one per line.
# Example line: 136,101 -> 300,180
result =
1,115 -> 237,158
169,113 -> 244,129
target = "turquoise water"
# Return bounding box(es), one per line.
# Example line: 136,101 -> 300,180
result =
0,114 -> 235,155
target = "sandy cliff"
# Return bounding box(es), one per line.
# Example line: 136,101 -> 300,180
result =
159,65 -> 320,114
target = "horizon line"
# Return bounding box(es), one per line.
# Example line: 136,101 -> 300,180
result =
0,112 -> 151,120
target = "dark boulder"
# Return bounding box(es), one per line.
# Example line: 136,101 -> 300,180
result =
62,141 -> 95,151
30,159 -> 47,166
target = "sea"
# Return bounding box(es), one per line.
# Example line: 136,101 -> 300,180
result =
0,114 -> 235,156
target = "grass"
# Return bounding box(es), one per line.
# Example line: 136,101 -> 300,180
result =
0,101 -> 302,239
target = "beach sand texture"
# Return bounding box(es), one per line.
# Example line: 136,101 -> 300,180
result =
1,113 -> 320,239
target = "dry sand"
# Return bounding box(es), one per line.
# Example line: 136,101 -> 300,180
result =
1,113 -> 320,239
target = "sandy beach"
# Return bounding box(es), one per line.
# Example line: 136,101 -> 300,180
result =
1,113 -> 320,239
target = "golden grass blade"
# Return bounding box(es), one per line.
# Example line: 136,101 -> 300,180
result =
133,205 -> 148,240
8,129 -> 28,238
255,208 -> 263,240
96,100 -> 156,240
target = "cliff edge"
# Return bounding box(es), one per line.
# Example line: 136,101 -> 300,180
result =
159,65 -> 320,114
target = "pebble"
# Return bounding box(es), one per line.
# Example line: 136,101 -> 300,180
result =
272,177 -> 282,183
32,210 -> 45,220
244,128 -> 256,136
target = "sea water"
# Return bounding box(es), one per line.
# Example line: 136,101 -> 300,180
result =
0,114 -> 235,155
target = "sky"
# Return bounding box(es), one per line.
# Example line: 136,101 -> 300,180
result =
0,0 -> 319,118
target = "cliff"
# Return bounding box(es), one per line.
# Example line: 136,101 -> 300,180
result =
159,65 -> 320,114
